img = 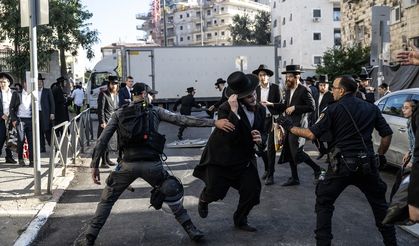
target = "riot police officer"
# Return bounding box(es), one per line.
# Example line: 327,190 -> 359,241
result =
277,75 -> 397,245
83,83 -> 235,245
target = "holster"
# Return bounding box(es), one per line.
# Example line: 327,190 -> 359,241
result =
145,131 -> 166,154
150,187 -> 165,210
328,148 -> 372,176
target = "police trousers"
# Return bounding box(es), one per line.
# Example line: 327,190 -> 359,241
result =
87,160 -> 190,238
315,168 -> 397,246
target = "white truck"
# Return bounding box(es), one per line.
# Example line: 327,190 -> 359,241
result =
87,45 -> 277,109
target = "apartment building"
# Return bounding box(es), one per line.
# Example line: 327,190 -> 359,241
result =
137,0 -> 270,46
341,0 -> 419,64
271,0 -> 341,75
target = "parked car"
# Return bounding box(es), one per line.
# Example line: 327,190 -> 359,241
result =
373,88 -> 419,167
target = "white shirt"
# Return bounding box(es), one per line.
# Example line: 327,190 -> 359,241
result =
2,88 -> 12,116
71,88 -> 85,106
318,93 -> 324,106
241,104 -> 254,127
260,84 -> 270,116
18,90 -> 32,118
38,88 -> 43,111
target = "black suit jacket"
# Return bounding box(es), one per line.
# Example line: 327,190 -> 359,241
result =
173,94 -> 200,115
9,91 -> 26,122
213,87 -> 228,109
39,88 -> 55,129
97,90 -> 117,125
315,91 -> 334,118
256,83 -> 281,115
118,86 -> 131,107
195,101 -> 266,172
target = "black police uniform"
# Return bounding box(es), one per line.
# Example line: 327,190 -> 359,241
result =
309,94 -> 397,246
86,100 -> 215,243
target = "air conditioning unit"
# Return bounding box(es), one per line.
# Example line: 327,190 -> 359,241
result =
313,17 -> 321,22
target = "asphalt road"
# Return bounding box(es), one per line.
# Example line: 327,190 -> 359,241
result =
33,113 -> 419,246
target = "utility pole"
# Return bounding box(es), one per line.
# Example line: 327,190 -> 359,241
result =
163,0 -> 167,47
200,0 -> 204,46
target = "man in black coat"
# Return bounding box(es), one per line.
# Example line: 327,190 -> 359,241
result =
0,73 -> 16,163
173,87 -> 201,140
273,65 -> 322,186
254,64 -> 281,185
314,75 -> 334,159
51,77 -> 69,132
193,71 -> 266,232
38,74 -> 55,152
207,78 -> 227,113
97,76 -> 119,168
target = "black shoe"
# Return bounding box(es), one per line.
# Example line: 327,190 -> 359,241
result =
18,159 -> 26,167
182,220 -> 204,241
5,157 -> 17,164
198,200 -> 208,218
261,171 -> 268,180
265,175 -> 274,185
235,223 -> 257,232
281,177 -> 300,186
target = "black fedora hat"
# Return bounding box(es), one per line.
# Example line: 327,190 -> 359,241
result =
305,76 -> 315,83
317,75 -> 329,84
38,73 -> 45,80
214,78 -> 226,86
186,87 -> 196,93
56,76 -> 65,83
108,75 -> 119,84
0,72 -> 14,84
359,67 -> 371,80
224,71 -> 259,99
281,65 -> 304,74
252,64 -> 273,77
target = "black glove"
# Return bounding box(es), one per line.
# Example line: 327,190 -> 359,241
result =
276,115 -> 293,131
378,154 -> 387,167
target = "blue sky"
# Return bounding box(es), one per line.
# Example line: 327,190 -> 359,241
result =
80,0 -> 152,67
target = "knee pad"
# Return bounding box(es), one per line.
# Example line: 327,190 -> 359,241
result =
160,176 -> 184,203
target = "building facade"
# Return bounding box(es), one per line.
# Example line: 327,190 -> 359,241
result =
341,0 -> 419,64
137,0 -> 270,46
271,0 -> 341,75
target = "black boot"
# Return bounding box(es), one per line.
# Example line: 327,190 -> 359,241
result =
198,200 -> 208,218
182,220 -> 204,241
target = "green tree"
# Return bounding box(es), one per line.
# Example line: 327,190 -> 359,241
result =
316,45 -> 370,81
253,11 -> 271,45
229,14 -> 253,45
0,0 -> 98,80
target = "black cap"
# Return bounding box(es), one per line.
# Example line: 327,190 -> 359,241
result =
108,75 -> 119,84
132,83 -> 158,96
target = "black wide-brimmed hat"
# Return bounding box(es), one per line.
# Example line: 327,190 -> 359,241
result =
0,72 -> 14,84
186,87 -> 196,93
108,75 -> 119,84
281,65 -> 304,74
252,64 -> 273,77
224,71 -> 259,99
305,76 -> 315,83
215,78 -> 226,86
38,73 -> 45,80
317,75 -> 329,84
56,76 -> 65,83
132,82 -> 158,95
359,67 -> 371,80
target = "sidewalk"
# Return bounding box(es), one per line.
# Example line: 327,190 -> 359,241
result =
0,150 -> 88,246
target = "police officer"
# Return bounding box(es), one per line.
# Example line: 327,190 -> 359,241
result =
84,83 -> 235,245
277,75 -> 397,245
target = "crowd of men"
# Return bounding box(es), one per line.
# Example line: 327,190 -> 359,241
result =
0,73 -> 82,166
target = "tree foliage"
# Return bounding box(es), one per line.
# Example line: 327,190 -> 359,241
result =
316,45 -> 371,81
0,0 -> 98,80
229,11 -> 271,45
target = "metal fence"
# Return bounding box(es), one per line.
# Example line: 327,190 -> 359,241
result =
47,109 -> 94,194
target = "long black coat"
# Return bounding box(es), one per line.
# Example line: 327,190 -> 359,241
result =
173,94 -> 200,115
51,83 -> 69,125
39,88 -> 55,131
272,84 -> 315,163
315,91 -> 334,119
97,90 -> 117,137
193,101 -> 266,184
256,83 -> 281,115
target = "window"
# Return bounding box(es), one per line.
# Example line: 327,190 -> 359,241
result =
207,10 -> 211,16
282,17 -> 286,25
412,36 -> 419,48
313,32 -> 321,40
196,11 -> 201,17
215,32 -> 218,36
207,33 -> 212,39
196,34 -> 202,41
214,20 -> 217,25
382,94 -> 410,116
180,37 -> 183,42
333,7 -> 341,21
207,21 -> 212,27
334,29 -> 341,46
290,13 -> 292,21
283,40 -> 286,47
196,23 -> 201,29
180,14 -> 183,19
391,6 -> 401,24
186,13 -> 190,18
180,25 -> 183,30
313,9 -> 321,18
355,22 -> 365,41
314,56 -> 322,65
273,2 -> 276,8
221,19 -> 225,24
221,7 -> 224,11
290,37 -> 293,45
283,60 -> 287,67
221,31 -> 225,36
187,36 -> 190,40
290,59 -> 294,64
273,19 -> 277,27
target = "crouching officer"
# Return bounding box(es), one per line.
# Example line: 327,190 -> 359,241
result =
83,83 -> 235,245
277,75 -> 397,246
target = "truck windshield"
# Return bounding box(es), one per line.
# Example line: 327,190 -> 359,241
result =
91,72 -> 109,89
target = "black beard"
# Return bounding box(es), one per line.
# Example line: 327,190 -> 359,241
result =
239,99 -> 256,112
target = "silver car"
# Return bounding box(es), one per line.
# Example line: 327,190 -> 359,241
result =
373,88 -> 419,167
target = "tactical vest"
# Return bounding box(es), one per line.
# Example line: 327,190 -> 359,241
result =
118,102 -> 166,161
